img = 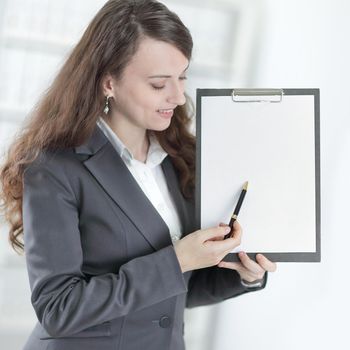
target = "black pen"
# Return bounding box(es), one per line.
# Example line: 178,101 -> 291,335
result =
224,181 -> 248,239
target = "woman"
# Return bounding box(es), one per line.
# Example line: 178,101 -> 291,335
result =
0,1 -> 276,349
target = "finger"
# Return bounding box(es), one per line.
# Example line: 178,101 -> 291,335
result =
217,226 -> 242,255
205,231 -> 241,252
215,236 -> 225,241
227,223 -> 242,243
238,252 -> 265,275
227,220 -> 242,239
256,254 -> 277,272
218,261 -> 259,283
201,226 -> 231,241
219,223 -> 231,236
233,220 -> 242,231
218,223 -> 230,239
225,220 -> 241,234
211,235 -> 224,241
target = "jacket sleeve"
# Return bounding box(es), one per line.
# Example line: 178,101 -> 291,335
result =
185,266 -> 267,308
23,160 -> 187,337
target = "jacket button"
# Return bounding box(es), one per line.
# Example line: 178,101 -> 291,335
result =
159,316 -> 171,328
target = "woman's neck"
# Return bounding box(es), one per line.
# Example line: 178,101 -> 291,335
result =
105,117 -> 150,163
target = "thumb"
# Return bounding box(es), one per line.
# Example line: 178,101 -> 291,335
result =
201,226 -> 230,241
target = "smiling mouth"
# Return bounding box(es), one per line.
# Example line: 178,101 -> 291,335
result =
158,109 -> 174,113
157,109 -> 174,118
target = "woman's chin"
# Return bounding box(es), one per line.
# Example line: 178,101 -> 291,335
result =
150,120 -> 172,132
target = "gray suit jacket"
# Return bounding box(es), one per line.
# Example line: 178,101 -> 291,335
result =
22,126 -> 266,350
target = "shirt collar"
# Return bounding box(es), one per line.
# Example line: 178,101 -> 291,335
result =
97,117 -> 168,168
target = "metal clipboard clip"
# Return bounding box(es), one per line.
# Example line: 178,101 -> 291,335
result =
232,89 -> 284,103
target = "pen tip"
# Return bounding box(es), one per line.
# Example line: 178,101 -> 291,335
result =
243,181 -> 248,190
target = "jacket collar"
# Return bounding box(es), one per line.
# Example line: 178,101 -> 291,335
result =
74,126 -> 193,251
75,126 -> 108,155
96,117 -> 168,168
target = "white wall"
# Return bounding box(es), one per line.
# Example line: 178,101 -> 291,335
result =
212,1 -> 350,349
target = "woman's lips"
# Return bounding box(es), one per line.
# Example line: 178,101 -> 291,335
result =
158,109 -> 174,119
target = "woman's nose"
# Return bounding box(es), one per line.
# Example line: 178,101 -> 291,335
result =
167,82 -> 186,106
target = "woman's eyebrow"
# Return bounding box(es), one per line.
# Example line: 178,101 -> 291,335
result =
148,63 -> 189,79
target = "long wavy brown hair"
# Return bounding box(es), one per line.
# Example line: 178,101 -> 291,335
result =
0,0 -> 195,254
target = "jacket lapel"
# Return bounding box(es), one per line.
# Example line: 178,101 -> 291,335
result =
75,126 -> 193,250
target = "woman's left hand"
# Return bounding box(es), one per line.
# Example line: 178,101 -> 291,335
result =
218,251 -> 277,282
216,222 -> 277,282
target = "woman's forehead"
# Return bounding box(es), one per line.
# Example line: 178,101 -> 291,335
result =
126,37 -> 189,76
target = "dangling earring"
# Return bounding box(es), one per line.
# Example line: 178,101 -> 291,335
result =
103,96 -> 111,115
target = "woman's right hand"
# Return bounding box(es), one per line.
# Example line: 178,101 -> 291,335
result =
173,222 -> 242,273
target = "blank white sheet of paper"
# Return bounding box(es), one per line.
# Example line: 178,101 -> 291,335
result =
199,93 -> 317,254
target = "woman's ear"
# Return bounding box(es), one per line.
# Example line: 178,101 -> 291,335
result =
102,74 -> 115,96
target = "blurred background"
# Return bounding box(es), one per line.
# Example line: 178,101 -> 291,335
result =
0,0 -> 349,349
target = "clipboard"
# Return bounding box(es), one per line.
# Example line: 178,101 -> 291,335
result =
195,88 -> 320,262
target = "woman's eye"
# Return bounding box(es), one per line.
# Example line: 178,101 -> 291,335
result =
151,76 -> 187,90
152,85 -> 165,90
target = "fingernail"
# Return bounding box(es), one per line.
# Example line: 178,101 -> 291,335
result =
225,227 -> 231,234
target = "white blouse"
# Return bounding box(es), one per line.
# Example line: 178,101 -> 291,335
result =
97,117 -> 183,243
